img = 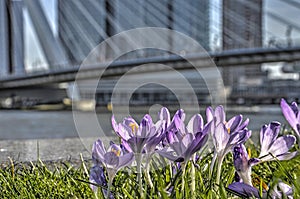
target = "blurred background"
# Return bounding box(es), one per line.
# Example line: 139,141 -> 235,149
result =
0,0 -> 300,160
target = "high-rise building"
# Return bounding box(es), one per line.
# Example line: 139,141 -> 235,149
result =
222,0 -> 263,86
0,0 -> 9,76
58,0 -> 106,64
173,0 -> 210,50
58,0 -> 216,106
0,0 -> 24,76
58,0 -> 211,64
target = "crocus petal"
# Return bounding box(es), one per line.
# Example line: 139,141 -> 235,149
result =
92,139 -> 106,163
174,113 -> 186,135
259,122 -> 280,156
281,98 -> 298,132
226,115 -> 242,133
215,105 -> 225,124
276,151 -> 298,161
89,165 -> 107,192
137,114 -> 152,137
184,132 -> 208,159
180,133 -> 194,153
238,118 -> 250,132
259,124 -> 267,147
233,144 -> 253,185
111,115 -> 119,133
159,107 -> 170,125
104,152 -> 119,168
277,182 -> 293,196
166,130 -> 178,144
228,182 -> 260,198
206,106 -> 214,122
268,135 -> 296,156
127,136 -> 146,153
270,182 -> 293,199
174,109 -> 185,122
248,158 -> 260,166
123,117 -> 138,127
121,139 -> 133,153
228,129 -> 251,149
145,134 -> 163,153
167,109 -> 185,133
117,152 -> 134,169
214,123 -> 230,153
157,147 -> 179,162
117,124 -> 132,140
170,141 -> 183,155
187,114 -> 203,134
291,102 -> 299,115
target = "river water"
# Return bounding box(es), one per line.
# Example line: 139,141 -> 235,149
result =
0,105 -> 289,162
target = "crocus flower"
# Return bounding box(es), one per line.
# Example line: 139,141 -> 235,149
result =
281,98 -> 300,143
157,113 -> 210,162
233,144 -> 259,186
206,105 -> 251,184
259,121 -> 296,162
89,164 -> 107,192
89,164 -> 114,198
112,114 -> 165,154
228,181 -> 293,199
92,139 -> 134,181
228,182 -> 260,198
206,105 -> 251,158
166,109 -> 186,133
206,105 -> 249,134
158,107 -> 171,130
270,182 -> 293,199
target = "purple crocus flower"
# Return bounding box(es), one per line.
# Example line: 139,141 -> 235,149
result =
166,109 -> 186,132
206,105 -> 249,134
228,181 -> 293,199
206,105 -> 251,184
159,107 -> 171,129
92,139 -> 134,181
228,182 -> 260,198
112,114 -> 165,154
259,121 -> 296,162
233,144 -> 259,186
270,182 -> 293,199
281,98 -> 300,143
89,165 -> 115,198
206,105 -> 251,158
157,114 -> 210,162
89,164 -> 107,192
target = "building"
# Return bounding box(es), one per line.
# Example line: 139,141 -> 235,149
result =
222,0 -> 263,87
0,0 -> 25,76
57,0 -> 216,106
58,0 -> 211,64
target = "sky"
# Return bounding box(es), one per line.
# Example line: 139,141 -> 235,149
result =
24,0 -> 300,70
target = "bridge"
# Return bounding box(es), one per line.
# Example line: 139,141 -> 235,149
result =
0,0 -> 300,108
1,47 -> 300,88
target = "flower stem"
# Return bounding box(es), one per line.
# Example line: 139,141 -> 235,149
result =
136,153 -> 143,198
190,161 -> 196,199
181,162 -> 186,197
209,152 -> 217,180
106,178 -> 112,199
216,156 -> 224,185
145,160 -> 153,189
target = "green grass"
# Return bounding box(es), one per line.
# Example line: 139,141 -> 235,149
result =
1,151 -> 299,198
0,141 -> 299,198
0,159 -> 94,198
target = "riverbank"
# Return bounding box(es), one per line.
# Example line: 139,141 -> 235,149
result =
0,137 -> 118,163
